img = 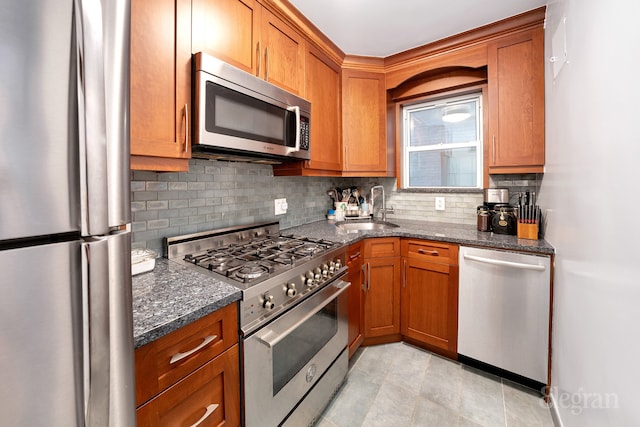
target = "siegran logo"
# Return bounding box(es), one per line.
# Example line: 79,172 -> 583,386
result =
542,386 -> 620,415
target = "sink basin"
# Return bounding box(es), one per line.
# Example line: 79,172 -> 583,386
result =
335,220 -> 400,232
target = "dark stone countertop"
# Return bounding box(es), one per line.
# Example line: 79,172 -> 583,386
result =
132,258 -> 242,349
132,218 -> 553,349
282,218 -> 555,256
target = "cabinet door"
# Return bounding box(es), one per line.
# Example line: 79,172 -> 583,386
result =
137,345 -> 240,427
261,8 -> 305,95
347,243 -> 364,358
402,258 -> 458,356
130,0 -> 191,171
363,257 -> 401,338
488,28 -> 544,173
305,47 -> 342,171
192,0 -> 261,74
342,69 -> 387,174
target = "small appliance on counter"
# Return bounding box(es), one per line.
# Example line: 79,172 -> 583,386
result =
484,188 -> 509,208
477,188 -> 517,235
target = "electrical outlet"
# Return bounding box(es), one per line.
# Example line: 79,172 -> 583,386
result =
274,198 -> 288,215
435,197 -> 445,211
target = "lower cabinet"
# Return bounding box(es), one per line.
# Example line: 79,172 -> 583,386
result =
401,240 -> 459,358
135,303 -> 240,426
362,238 -> 402,343
346,241 -> 364,358
354,237 -> 460,359
137,345 -> 240,426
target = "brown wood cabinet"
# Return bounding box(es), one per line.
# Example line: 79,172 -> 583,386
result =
346,241 -> 364,358
135,303 -> 240,425
362,238 -> 402,343
342,68 -> 388,175
192,0 -> 304,95
488,27 -> 545,174
261,7 -> 305,95
192,0 -> 261,74
401,240 -> 459,359
130,0 -> 191,172
273,45 -> 342,176
137,345 -> 240,426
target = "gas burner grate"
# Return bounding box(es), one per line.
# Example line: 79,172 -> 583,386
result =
232,261 -> 274,282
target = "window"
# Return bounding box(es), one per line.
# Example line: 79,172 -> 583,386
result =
402,93 -> 482,189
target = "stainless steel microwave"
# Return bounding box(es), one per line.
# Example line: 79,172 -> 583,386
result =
192,52 -> 311,163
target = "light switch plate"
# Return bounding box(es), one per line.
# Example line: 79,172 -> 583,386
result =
435,197 -> 445,211
274,198 -> 287,215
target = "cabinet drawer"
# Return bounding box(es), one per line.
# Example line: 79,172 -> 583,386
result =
401,239 -> 458,265
347,241 -> 363,265
135,303 -> 238,406
364,237 -> 400,258
137,344 -> 240,427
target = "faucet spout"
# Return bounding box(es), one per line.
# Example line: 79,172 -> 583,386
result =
370,185 -> 391,221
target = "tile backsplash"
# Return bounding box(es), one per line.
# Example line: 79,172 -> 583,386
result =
131,159 -> 539,254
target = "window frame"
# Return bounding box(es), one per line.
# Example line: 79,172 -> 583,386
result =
401,91 -> 483,190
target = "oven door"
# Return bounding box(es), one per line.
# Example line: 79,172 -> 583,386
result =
243,278 -> 350,427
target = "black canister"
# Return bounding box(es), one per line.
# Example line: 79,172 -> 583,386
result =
477,206 -> 490,231
491,205 -> 517,235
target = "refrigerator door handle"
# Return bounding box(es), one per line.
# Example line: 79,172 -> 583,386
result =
82,231 -> 135,427
75,0 -> 116,236
82,237 -> 111,425
103,0 -> 132,227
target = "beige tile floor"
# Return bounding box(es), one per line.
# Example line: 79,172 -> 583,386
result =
318,342 -> 554,427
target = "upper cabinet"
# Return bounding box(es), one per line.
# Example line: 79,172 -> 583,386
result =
130,0 -> 191,172
191,0 -> 261,74
488,27 -> 545,174
303,47 -> 342,171
342,68 -> 389,175
260,8 -> 305,95
192,0 -> 305,95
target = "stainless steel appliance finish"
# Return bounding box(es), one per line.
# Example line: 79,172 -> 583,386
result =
244,278 -> 349,427
458,246 -> 551,383
192,52 -> 311,163
166,222 -> 350,427
484,188 -> 509,205
0,1 -> 135,426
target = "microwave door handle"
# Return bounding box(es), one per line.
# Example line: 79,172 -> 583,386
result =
287,105 -> 301,152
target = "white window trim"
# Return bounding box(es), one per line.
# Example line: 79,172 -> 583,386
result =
402,92 -> 483,190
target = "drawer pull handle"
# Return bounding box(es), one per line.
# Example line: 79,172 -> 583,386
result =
190,403 -> 219,427
418,249 -> 439,256
349,251 -> 361,260
170,335 -> 217,364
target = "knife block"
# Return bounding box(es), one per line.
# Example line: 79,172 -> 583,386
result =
517,222 -> 539,240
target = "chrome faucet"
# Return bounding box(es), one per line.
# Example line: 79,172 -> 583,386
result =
370,185 -> 394,221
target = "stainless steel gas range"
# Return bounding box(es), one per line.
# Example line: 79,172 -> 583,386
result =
165,222 -> 350,427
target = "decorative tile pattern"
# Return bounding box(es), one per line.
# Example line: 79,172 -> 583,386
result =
130,160 -> 493,254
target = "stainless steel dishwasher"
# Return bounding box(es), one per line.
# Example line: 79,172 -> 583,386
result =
458,246 -> 551,384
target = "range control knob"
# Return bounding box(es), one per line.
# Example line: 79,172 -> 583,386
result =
285,283 -> 297,297
329,261 -> 336,273
262,294 -> 275,310
305,271 -> 315,287
334,259 -> 343,270
313,268 -> 321,281
321,264 -> 330,277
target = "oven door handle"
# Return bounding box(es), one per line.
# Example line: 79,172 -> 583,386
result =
255,280 -> 351,348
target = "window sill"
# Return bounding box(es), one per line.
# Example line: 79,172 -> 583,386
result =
396,188 -> 483,194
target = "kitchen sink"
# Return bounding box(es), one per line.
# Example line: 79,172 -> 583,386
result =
334,220 -> 400,232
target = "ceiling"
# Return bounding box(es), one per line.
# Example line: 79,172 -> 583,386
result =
288,0 -> 547,57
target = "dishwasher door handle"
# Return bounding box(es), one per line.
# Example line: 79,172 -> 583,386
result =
463,254 -> 546,271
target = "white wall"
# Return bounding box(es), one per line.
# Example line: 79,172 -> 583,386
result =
541,0 -> 640,425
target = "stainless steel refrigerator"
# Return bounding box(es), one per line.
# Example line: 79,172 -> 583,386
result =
0,0 -> 135,425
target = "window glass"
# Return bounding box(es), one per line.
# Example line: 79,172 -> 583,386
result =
403,93 -> 482,189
